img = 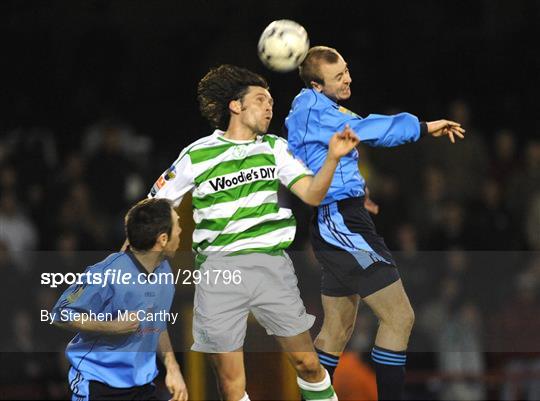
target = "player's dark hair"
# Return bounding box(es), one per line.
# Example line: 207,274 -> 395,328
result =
125,198 -> 173,251
299,46 -> 340,87
197,64 -> 269,130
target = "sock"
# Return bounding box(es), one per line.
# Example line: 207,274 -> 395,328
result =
297,369 -> 338,401
316,348 -> 340,383
238,392 -> 250,401
371,346 -> 406,400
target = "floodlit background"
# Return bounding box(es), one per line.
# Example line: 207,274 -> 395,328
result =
0,1 -> 539,400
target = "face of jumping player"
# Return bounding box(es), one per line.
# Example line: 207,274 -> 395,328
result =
312,53 -> 352,102
163,209 -> 181,258
235,86 -> 274,134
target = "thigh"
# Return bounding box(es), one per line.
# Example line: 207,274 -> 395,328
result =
250,254 -> 315,337
321,294 -> 360,329
191,263 -> 250,353
362,279 -> 412,322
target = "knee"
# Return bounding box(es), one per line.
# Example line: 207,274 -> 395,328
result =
291,353 -> 322,380
383,304 -> 415,334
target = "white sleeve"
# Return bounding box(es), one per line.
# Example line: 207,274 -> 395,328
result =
148,150 -> 195,207
273,137 -> 313,189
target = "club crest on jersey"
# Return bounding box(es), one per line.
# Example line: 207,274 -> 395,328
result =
66,284 -> 87,304
232,146 -> 247,159
208,166 -> 276,191
164,165 -> 176,181
338,106 -> 360,118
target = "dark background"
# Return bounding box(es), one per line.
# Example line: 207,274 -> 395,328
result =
0,1 -> 539,400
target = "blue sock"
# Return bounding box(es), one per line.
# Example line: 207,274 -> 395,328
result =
316,348 -> 340,383
371,346 -> 406,400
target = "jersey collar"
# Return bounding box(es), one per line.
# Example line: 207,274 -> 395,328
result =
126,248 -> 153,276
213,129 -> 259,144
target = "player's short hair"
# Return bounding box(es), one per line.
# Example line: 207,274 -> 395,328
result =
197,64 -> 269,130
125,198 -> 173,251
299,46 -> 340,87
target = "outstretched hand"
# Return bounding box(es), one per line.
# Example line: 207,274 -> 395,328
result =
328,124 -> 360,160
427,120 -> 465,143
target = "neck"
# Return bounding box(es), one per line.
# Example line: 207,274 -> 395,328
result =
224,121 -> 258,141
130,249 -> 162,273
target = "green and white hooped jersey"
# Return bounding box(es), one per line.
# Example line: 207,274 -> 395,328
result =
149,130 -> 313,258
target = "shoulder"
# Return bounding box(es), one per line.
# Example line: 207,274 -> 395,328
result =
170,132 -> 221,163
261,134 -> 284,149
262,134 -> 289,150
183,131 -> 233,164
292,89 -> 333,112
159,259 -> 173,274
88,252 -> 126,274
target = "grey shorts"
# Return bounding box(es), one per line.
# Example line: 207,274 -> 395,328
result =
191,252 -> 315,353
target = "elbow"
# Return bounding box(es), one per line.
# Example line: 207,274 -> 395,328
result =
303,196 -> 322,207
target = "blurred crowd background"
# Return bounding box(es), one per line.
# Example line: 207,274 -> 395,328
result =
0,1 -> 539,400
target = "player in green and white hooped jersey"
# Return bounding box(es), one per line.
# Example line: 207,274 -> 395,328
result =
150,65 -> 359,401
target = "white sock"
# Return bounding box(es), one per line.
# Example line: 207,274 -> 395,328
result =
297,369 -> 338,401
238,392 -> 250,401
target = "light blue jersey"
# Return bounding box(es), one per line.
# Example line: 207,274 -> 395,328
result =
51,251 -> 175,399
285,89 -> 422,204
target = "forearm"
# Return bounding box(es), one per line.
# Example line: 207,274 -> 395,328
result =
302,155 -> 339,206
54,315 -> 119,334
351,113 -> 421,147
158,330 -> 180,371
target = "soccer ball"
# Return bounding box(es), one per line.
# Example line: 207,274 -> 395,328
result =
257,20 -> 310,73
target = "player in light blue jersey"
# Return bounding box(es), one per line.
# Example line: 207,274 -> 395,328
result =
285,46 -> 465,400
52,198 -> 188,401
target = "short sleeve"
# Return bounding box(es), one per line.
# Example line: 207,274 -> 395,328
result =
148,149 -> 195,207
273,137 -> 313,189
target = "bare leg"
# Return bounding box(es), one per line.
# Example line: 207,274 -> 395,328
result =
208,349 -> 247,401
314,294 -> 360,355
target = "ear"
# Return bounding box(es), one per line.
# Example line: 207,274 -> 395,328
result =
311,81 -> 323,92
157,232 -> 168,248
229,99 -> 242,115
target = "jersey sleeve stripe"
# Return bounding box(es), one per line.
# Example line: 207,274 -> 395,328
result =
287,173 -> 310,189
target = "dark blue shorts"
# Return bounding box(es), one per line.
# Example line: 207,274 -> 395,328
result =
311,197 -> 400,298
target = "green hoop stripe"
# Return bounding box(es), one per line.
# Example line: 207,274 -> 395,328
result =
228,242 -> 291,256
196,216 -> 296,251
300,386 -> 336,400
189,143 -> 234,164
195,203 -> 280,231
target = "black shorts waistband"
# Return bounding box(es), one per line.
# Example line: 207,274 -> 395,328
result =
320,197 -> 365,210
